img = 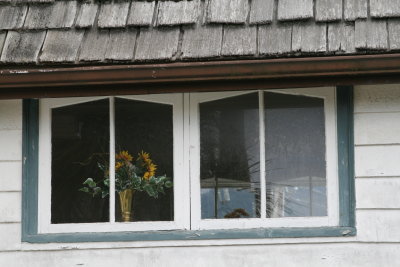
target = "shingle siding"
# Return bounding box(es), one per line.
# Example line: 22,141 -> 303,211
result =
0,0 -> 398,64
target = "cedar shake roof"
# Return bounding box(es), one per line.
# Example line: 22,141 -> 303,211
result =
0,0 -> 398,65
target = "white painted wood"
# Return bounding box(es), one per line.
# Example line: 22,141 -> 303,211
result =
354,84 -> 400,113
355,145 -> 400,177
258,90 -> 266,219
355,112 -> 400,145
0,161 -> 22,191
109,97 -> 115,223
0,100 -> 22,130
357,210 -> 400,242
0,130 -> 21,161
189,87 -> 339,230
356,177 -> 400,209
3,243 -> 400,267
0,223 -> 21,250
0,192 -> 21,222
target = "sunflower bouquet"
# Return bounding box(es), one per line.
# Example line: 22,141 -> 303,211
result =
80,150 -> 172,199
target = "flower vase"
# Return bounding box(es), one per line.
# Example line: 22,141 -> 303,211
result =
119,189 -> 134,222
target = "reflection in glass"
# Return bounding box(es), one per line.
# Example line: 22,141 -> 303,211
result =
115,98 -> 173,222
200,93 -> 260,219
264,92 -> 327,217
51,99 -> 109,223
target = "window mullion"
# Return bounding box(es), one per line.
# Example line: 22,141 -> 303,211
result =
258,90 -> 267,219
109,96 -> 116,223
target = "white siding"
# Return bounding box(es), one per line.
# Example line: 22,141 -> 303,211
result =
357,210 -> 400,242
1,244 -> 400,267
354,84 -> 400,246
1,86 -> 400,266
355,112 -> 400,145
0,161 -> 22,191
356,178 -> 400,209
354,84 -> 400,113
0,130 -> 22,161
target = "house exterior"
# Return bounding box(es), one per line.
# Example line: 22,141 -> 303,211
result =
1,0 -> 400,266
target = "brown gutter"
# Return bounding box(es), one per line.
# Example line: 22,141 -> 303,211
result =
1,54 -> 400,98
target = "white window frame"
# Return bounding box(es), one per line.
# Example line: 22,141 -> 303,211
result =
37,87 -> 338,234
38,94 -> 189,234
189,87 -> 339,230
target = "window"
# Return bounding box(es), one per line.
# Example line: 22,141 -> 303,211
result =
23,86 -> 355,242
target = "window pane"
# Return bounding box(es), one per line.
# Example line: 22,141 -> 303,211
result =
115,98 -> 173,222
51,99 -> 109,223
200,93 -> 260,219
264,92 -> 327,217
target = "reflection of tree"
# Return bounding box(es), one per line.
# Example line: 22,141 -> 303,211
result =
200,93 -> 260,218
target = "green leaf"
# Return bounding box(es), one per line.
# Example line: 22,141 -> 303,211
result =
165,180 -> 173,188
79,187 -> 89,193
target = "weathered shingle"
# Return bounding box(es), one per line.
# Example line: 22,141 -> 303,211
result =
370,0 -> 400,18
222,26 -> 257,56
0,31 -> 46,63
316,0 -> 342,21
16,0 -> 53,3
0,6 -> 28,30
278,0 -> 313,21
388,20 -> 400,50
249,0 -> 274,24
105,29 -> 137,61
344,0 -> 367,21
98,2 -> 130,28
40,30 -> 85,62
157,0 -> 200,26
328,23 -> 355,53
355,20 -> 388,50
292,23 -> 327,52
76,3 -> 99,28
127,1 -> 155,26
207,0 -> 248,24
0,32 -> 6,55
79,29 -> 110,61
135,28 -> 180,61
182,26 -> 223,58
24,1 -> 77,29
259,24 -> 292,54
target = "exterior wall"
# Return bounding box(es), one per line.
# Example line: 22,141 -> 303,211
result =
1,85 -> 400,266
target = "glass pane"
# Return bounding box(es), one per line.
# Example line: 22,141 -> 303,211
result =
264,92 -> 327,217
51,99 -> 109,224
114,98 -> 173,222
200,93 -> 260,219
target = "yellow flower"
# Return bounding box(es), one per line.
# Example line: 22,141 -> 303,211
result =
148,163 -> 157,173
115,161 -> 123,171
139,151 -> 150,162
116,151 -> 133,162
143,172 -> 151,180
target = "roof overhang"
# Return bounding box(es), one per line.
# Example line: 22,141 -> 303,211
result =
1,53 -> 400,99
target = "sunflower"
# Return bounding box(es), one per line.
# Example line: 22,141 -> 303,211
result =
116,151 -> 133,162
115,161 -> 124,171
139,151 -> 151,162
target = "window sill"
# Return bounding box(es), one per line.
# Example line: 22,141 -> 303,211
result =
22,226 -> 356,243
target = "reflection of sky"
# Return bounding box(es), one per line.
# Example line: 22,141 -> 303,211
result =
201,188 -> 257,219
283,185 -> 327,217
